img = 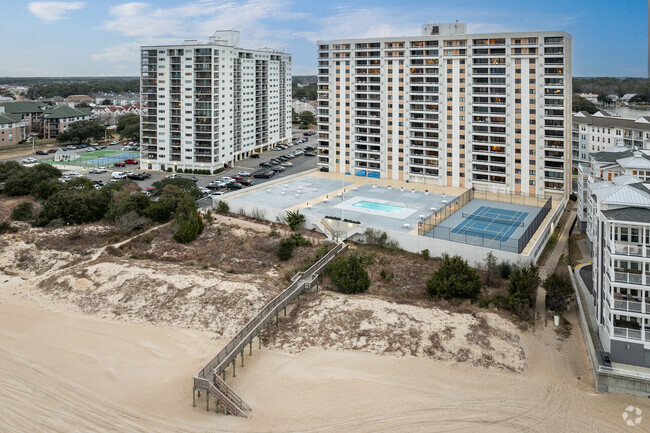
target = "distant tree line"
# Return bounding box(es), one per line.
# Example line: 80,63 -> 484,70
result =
292,82 -> 317,100
26,79 -> 139,99
573,77 -> 650,100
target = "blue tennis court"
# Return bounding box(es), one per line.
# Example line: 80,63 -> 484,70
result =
451,205 -> 529,243
85,152 -> 139,165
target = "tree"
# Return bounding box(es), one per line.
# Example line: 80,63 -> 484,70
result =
56,120 -> 109,144
426,254 -> 482,300
38,188 -> 109,225
278,238 -> 295,261
2,163 -> 61,197
299,111 -> 316,127
572,95 -> 599,114
507,263 -> 540,317
327,254 -> 371,294
101,98 -> 112,105
292,108 -> 300,123
483,251 -> 498,286
285,210 -> 305,230
543,272 -> 573,312
76,102 -> 91,108
115,211 -> 149,233
151,177 -> 201,199
116,114 -> 140,141
173,192 -> 204,243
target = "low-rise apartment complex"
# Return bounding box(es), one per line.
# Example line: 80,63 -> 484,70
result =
572,111 -> 650,165
42,105 -> 92,139
316,23 -> 571,196
140,30 -> 292,172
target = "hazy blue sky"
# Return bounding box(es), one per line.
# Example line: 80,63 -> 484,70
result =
0,0 -> 646,77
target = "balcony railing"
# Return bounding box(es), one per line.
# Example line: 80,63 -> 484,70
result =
613,326 -> 642,341
607,242 -> 644,257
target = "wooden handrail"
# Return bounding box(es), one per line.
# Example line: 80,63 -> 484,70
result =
193,242 -> 348,416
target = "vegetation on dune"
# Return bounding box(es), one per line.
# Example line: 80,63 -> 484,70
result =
426,254 -> 482,300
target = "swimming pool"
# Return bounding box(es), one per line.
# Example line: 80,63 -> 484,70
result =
352,200 -> 404,213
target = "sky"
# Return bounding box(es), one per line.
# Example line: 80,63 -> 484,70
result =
0,0 -> 647,77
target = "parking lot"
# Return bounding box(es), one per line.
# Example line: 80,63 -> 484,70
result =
8,131 -> 321,207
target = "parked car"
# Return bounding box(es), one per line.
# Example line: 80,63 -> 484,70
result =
304,152 -> 316,157
187,176 -> 198,182
111,172 -> 127,179
253,171 -> 272,179
220,176 -> 235,184
98,145 -> 107,150
200,187 -> 212,195
113,161 -> 126,167
35,150 -> 48,155
303,132 -> 311,136
280,162 -> 293,167
230,175 -> 243,181
124,159 -> 138,164
237,171 -> 251,177
208,191 -> 225,197
85,147 -> 96,152
88,168 -> 104,174
305,145 -> 316,151
47,149 -> 57,154
228,182 -> 244,190
110,141 -> 119,145
251,153 -> 260,159
319,166 -> 330,172
58,175 -> 71,183
259,162 -> 271,167
208,181 -> 225,188
239,179 -> 253,186
162,174 -> 178,180
21,157 -> 37,164
127,172 -> 146,180
271,166 -> 285,172
78,144 -> 87,148
66,145 -> 77,150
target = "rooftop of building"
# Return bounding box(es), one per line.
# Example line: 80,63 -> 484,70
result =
142,30 -> 290,56
602,206 -> 650,223
573,110 -> 650,131
42,105 -> 92,120
0,100 -> 51,114
592,181 -> 650,206
0,112 -> 23,125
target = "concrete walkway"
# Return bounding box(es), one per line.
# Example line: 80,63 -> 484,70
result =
535,204 -> 577,327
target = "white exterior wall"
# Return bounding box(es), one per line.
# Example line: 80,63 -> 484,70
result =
140,41 -> 291,173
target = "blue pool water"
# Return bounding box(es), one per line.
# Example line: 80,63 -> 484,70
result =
353,200 -> 404,213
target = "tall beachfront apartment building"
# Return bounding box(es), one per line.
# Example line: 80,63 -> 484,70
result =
140,31 -> 292,172
316,23 -> 571,196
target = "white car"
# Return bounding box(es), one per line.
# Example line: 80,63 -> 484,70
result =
21,157 -> 37,164
237,171 -> 251,177
200,187 -> 212,194
220,176 -> 235,183
88,167 -> 107,174
208,191 -> 225,197
280,162 -> 293,167
58,175 -> 71,182
111,172 -> 127,179
110,140 -> 119,145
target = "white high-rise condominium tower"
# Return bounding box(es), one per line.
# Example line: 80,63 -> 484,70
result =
316,23 -> 571,196
140,31 -> 292,172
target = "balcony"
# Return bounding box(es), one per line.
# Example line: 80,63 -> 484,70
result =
607,241 -> 645,257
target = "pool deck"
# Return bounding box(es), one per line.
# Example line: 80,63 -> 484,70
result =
224,170 -> 566,257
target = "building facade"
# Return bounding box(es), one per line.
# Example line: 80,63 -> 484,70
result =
316,24 -> 571,196
140,31 -> 292,172
0,108 -> 26,147
42,105 -> 92,139
572,111 -> 650,165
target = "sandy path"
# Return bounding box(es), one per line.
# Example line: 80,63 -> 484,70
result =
0,269 -> 647,432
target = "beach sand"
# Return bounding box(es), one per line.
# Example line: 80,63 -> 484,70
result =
0,269 -> 647,433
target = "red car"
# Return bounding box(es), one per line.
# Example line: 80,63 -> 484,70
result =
124,159 -> 138,164
230,175 -> 243,181
113,162 -> 126,167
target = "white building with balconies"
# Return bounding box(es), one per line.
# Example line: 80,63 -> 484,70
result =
140,30 -> 292,173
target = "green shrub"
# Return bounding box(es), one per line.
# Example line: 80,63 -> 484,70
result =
426,254 -> 482,300
285,210 -> 306,230
166,167 -> 173,172
421,249 -> 430,260
364,228 -> 398,249
380,268 -> 394,282
215,200 -> 229,214
498,261 -> 513,279
327,254 -> 371,294
213,167 -> 225,175
278,238 -> 295,261
507,263 -> 540,317
289,232 -> 311,247
544,272 -> 573,311
0,221 -> 18,234
11,202 -> 33,221
569,193 -> 577,201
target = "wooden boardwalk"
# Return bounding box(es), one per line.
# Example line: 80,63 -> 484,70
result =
193,242 -> 348,416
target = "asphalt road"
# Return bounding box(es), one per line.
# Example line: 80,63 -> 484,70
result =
8,131 -> 320,206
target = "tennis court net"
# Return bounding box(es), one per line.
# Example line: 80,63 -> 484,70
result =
462,212 -> 526,227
